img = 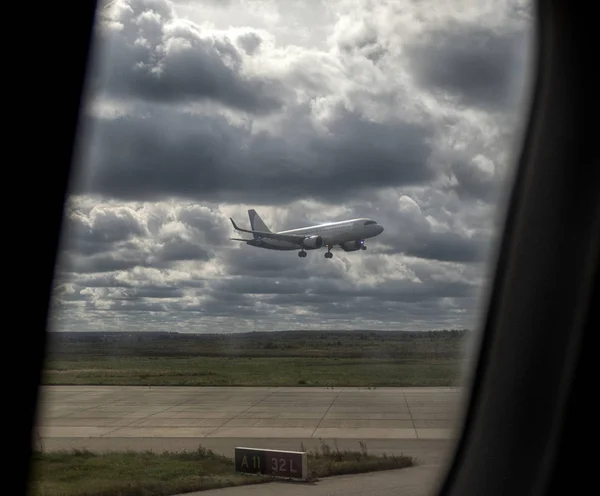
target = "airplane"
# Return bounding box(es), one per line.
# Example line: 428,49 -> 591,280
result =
230,209 -> 384,259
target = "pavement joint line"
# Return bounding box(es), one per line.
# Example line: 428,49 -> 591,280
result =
37,395 -> 124,436
204,391 -> 275,437
310,387 -> 345,438
56,395 -> 124,418
98,399 -> 193,438
402,390 -> 419,439
38,387 -> 464,443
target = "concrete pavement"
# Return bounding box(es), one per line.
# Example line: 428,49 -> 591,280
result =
37,386 -> 466,442
35,386 -> 467,496
179,464 -> 449,496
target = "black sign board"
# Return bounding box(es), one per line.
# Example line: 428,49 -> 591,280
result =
234,447 -> 266,474
234,447 -> 308,481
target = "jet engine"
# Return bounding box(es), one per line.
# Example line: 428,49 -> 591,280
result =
341,240 -> 362,252
302,235 -> 324,249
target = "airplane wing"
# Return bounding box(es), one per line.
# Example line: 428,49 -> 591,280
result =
230,218 -> 308,245
230,237 -> 252,242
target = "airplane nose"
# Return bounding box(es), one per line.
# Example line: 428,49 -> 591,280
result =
378,226 -> 384,234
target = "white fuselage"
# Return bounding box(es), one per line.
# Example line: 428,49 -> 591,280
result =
250,218 -> 384,251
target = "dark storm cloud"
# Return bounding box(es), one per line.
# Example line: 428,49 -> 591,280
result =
398,231 -> 485,263
172,0 -> 234,4
266,293 -> 342,306
448,158 -> 501,202
336,20 -> 389,65
53,285 -> 89,302
237,32 -> 262,55
216,275 -> 476,305
90,0 -> 285,114
184,269 -> 480,323
62,274 -> 131,288
177,205 -> 229,244
133,286 -> 184,298
59,272 -> 205,296
75,103 -> 435,203
65,252 -> 152,274
61,207 -> 146,255
405,22 -> 530,112
201,295 -> 269,317
381,207 -> 489,262
61,246 -> 207,274
159,237 -> 212,262
354,216 -> 484,263
339,31 -> 388,64
57,202 -> 217,274
211,277 -> 307,295
53,281 -> 185,314
102,286 -> 185,301
303,196 -> 490,263
109,300 -> 172,312
308,277 -> 476,303
221,246 -> 349,280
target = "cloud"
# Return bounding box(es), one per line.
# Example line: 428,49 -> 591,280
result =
237,32 -> 262,55
405,22 -> 531,112
57,199 -> 218,274
90,0 -> 287,114
73,102 -> 436,204
50,0 -> 533,333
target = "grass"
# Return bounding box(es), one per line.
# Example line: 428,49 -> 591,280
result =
43,330 -> 472,387
306,440 -> 414,480
43,356 -> 466,387
28,446 -> 267,496
47,330 -> 470,361
29,443 -> 414,496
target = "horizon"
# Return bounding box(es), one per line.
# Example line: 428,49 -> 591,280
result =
49,328 -> 472,333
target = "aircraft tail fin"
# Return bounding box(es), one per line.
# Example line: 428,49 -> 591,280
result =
248,209 -> 271,239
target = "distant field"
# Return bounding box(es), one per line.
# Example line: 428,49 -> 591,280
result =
43,330 -> 472,387
43,356 -> 466,387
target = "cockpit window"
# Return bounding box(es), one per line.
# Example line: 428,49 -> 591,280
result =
364,220 -> 377,225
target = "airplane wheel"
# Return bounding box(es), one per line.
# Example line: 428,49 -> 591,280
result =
361,245 -> 367,250
325,252 -> 333,259
298,251 -> 306,258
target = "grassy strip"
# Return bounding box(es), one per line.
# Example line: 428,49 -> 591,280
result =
47,330 -> 470,360
43,356 -> 465,387
305,440 -> 413,479
29,444 -> 414,496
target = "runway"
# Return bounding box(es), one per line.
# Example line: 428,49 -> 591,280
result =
37,385 -> 464,442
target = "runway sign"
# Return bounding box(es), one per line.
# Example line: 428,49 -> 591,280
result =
234,446 -> 308,481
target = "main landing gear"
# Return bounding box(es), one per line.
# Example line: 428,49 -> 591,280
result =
298,247 -> 336,259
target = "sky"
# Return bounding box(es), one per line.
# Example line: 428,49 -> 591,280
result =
50,0 -> 535,333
